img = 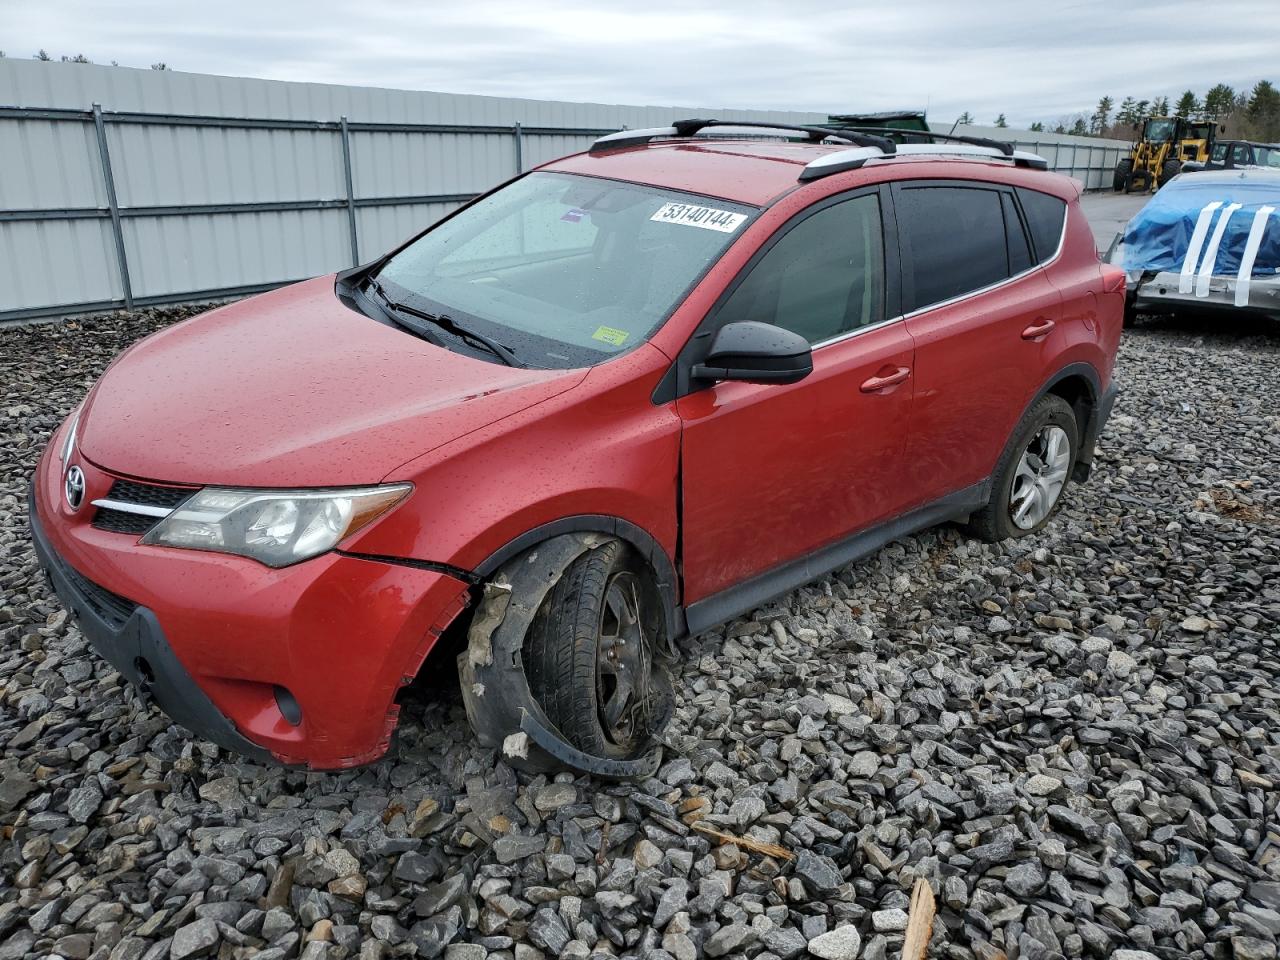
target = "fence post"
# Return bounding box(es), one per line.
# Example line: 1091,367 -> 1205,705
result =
513,121 -> 524,174
339,116 -> 360,266
91,103 -> 133,310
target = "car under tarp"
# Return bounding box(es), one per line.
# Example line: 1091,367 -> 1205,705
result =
1113,170 -> 1280,317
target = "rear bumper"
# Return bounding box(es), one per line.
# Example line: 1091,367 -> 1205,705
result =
1131,270 -> 1280,318
28,436 -> 472,769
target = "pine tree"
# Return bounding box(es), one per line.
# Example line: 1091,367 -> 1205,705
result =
1152,96 -> 1169,115
1175,91 -> 1198,117
957,111 -> 974,125
994,113 -> 1008,128
1069,117 -> 1087,136
1115,97 -> 1137,126
1029,121 -> 1044,132
1203,84 -> 1236,120
1246,79 -> 1280,140
1092,96 -> 1114,134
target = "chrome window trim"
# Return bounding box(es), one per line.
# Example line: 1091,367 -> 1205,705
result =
90,498 -> 172,518
809,188 -> 1068,348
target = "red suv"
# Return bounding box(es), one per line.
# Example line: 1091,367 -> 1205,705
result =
30,121 -> 1123,775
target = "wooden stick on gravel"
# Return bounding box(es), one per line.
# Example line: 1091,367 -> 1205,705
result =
902,877 -> 936,960
690,821 -> 794,861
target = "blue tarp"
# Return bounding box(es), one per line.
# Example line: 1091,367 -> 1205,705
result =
1120,175 -> 1280,276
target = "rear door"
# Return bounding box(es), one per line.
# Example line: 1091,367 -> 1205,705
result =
893,180 -> 1064,507
677,188 -> 918,605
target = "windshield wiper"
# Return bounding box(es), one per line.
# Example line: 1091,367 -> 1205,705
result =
365,277 -> 523,368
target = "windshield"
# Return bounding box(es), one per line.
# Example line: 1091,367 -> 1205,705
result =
377,172 -> 754,368
1145,119 -> 1177,141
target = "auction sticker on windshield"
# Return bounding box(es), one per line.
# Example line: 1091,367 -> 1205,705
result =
650,202 -> 747,233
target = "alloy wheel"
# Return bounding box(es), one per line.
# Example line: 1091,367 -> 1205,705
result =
595,571 -> 655,751
1009,424 -> 1071,530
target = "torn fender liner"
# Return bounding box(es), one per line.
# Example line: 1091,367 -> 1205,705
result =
457,532 -> 665,779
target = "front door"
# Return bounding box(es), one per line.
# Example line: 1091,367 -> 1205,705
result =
677,189 -> 917,606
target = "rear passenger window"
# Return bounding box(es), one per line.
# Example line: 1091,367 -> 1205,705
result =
1016,188 -> 1067,263
897,186 -> 1008,311
716,194 -> 884,345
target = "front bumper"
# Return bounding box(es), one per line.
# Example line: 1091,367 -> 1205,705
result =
29,442 -> 471,769
29,490 -> 275,763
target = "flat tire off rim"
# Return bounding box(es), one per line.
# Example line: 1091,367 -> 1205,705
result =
1009,424 -> 1071,530
595,571 -> 653,750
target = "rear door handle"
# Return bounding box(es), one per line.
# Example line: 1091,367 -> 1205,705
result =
1021,318 -> 1056,340
860,366 -> 910,393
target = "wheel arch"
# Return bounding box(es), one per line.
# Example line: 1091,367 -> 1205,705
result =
1033,362 -> 1104,481
474,514 -> 685,644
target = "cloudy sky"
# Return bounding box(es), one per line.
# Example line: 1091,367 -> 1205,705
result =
1,0 -> 1272,128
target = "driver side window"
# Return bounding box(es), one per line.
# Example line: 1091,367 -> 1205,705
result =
716,194 -> 885,345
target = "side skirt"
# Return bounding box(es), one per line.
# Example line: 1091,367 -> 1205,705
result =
682,479 -> 990,636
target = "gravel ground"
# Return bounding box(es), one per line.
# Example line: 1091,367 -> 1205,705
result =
1,306 -> 1278,960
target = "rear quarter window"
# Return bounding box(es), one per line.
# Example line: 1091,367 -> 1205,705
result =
1016,188 -> 1067,264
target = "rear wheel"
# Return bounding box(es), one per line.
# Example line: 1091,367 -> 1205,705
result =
1158,158 -> 1181,187
1113,159 -> 1133,192
524,541 -> 665,759
966,394 -> 1078,542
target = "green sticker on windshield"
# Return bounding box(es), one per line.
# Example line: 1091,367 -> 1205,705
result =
592,325 -> 629,346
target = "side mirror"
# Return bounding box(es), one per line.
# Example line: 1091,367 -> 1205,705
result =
691,320 -> 813,385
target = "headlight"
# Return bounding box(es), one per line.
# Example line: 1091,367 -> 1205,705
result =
59,406 -> 82,464
141,484 -> 411,567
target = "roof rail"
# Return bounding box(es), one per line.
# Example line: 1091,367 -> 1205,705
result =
833,125 -> 1016,155
590,119 -> 897,155
799,143 -> 1050,181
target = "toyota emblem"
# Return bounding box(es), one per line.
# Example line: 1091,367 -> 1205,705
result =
65,465 -> 86,511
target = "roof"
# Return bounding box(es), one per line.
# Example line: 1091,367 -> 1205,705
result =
545,139 -> 851,205
1171,168 -> 1280,187
543,138 -> 1071,206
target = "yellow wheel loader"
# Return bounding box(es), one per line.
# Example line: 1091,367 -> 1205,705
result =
1113,117 -> 1217,193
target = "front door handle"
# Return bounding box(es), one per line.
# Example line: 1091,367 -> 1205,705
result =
1021,318 -> 1056,340
860,366 -> 911,393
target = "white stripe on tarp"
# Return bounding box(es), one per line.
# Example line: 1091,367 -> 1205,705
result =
1235,206 -> 1276,307
1180,201 -> 1222,294
1196,203 -> 1241,298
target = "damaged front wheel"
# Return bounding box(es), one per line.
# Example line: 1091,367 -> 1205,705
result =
525,541 -> 665,760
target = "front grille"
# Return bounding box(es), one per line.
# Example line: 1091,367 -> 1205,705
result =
92,508 -> 157,536
91,478 -> 198,537
61,561 -> 138,629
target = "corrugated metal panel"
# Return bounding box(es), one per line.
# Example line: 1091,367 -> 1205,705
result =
0,218 -> 121,311
0,58 -> 1134,322
0,60 -> 833,321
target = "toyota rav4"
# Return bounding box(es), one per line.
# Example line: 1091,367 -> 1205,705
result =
30,121 -> 1123,776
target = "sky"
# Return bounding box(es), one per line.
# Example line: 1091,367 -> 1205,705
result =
1,0 -> 1273,129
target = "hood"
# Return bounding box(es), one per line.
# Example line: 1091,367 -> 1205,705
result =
79,277 -> 585,486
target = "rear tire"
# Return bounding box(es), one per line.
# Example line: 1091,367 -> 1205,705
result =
1113,159 -> 1133,192
1158,158 -> 1181,187
966,394 -> 1078,542
524,541 -> 665,760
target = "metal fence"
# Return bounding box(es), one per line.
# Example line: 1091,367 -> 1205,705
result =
0,63 -> 1134,326
0,104 -> 624,324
